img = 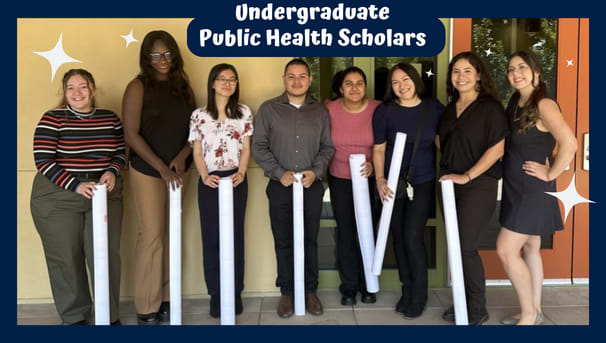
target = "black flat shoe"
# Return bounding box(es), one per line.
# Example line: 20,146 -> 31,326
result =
360,292 -> 376,304
403,303 -> 426,319
158,301 -> 170,322
469,311 -> 489,326
137,313 -> 159,325
210,295 -> 220,318
442,305 -> 455,322
111,319 -> 122,325
396,295 -> 410,314
341,291 -> 356,306
236,294 -> 243,315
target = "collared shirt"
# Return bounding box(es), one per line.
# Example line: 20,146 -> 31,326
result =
252,92 -> 335,181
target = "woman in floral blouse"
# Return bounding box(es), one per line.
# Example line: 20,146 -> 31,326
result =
188,63 -> 253,318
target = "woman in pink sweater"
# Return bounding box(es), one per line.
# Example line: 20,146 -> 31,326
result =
326,67 -> 381,306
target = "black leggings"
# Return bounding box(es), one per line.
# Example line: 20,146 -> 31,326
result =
197,169 -> 247,296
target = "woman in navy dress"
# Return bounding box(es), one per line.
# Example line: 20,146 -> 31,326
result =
497,50 -> 577,325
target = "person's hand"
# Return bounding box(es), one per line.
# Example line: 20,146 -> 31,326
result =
231,172 -> 245,187
280,171 -> 297,187
360,161 -> 374,177
439,173 -> 469,185
523,157 -> 553,181
301,170 -> 316,188
160,166 -> 183,191
376,177 -> 393,203
202,174 -> 221,188
76,181 -> 97,199
168,154 -> 186,176
98,171 -> 116,192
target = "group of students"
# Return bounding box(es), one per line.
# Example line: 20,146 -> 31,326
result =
30,29 -> 577,326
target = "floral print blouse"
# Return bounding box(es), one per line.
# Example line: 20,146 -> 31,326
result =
188,104 -> 254,172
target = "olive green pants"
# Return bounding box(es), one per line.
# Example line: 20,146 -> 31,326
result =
30,173 -> 123,324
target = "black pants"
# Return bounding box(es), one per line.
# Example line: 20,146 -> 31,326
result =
438,175 -> 498,315
266,179 -> 324,295
328,174 -> 378,295
198,170 -> 247,296
391,179 -> 435,305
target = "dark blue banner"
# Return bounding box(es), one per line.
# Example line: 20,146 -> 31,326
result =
187,1 -> 445,56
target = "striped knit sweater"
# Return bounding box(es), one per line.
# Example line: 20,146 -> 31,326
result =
33,106 -> 126,192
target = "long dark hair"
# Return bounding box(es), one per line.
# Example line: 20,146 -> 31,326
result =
59,68 -> 96,108
509,50 -> 548,133
137,30 -> 193,107
447,51 -> 499,102
206,63 -> 243,120
383,62 -> 425,104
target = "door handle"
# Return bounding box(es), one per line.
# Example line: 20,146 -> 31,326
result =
583,132 -> 589,171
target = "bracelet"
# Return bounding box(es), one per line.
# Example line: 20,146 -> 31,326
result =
465,171 -> 472,182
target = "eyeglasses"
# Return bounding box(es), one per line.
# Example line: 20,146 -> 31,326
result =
215,78 -> 238,86
149,51 -> 172,61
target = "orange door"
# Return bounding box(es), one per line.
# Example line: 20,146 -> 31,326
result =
452,18 -> 589,280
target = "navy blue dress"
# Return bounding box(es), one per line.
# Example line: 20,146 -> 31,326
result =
499,93 -> 564,235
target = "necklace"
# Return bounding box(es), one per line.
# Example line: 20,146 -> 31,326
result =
67,105 -> 96,119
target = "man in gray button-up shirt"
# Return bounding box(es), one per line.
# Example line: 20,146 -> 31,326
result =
252,59 -> 334,318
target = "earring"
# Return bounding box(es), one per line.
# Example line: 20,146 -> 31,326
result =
475,82 -> 481,91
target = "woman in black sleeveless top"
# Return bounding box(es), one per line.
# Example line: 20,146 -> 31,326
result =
122,30 -> 196,325
497,50 -> 576,325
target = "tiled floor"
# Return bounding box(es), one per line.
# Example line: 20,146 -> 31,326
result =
17,286 -> 588,325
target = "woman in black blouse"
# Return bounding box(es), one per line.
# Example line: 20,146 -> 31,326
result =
122,30 -> 196,325
438,51 -> 509,325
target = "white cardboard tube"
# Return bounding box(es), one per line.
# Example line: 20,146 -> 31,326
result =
293,173 -> 305,316
372,132 -> 407,275
440,180 -> 469,325
169,185 -> 182,325
92,184 -> 110,325
349,154 -> 379,293
219,178 -> 236,325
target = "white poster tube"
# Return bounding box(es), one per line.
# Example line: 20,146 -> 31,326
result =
92,184 -> 110,325
169,185 -> 182,325
349,154 -> 379,293
293,173 -> 305,316
219,178 -> 236,325
372,132 -> 407,275
440,180 -> 469,326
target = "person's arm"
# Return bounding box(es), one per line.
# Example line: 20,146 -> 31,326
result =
98,113 -> 127,192
306,110 -> 335,187
251,103 -> 288,181
192,140 -> 220,188
373,142 -> 394,202
523,99 -> 577,181
122,78 -> 181,189
439,139 -> 505,184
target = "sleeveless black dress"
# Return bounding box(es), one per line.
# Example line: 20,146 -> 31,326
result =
499,94 -> 564,235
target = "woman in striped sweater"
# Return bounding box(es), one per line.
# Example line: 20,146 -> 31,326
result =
30,69 -> 126,325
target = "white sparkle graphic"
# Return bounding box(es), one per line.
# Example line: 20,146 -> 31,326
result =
546,173 -> 594,222
425,69 -> 434,78
567,59 -> 574,67
485,48 -> 493,56
33,33 -> 82,82
121,29 -> 138,48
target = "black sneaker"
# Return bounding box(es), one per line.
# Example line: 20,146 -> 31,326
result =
341,291 -> 356,306
210,295 -> 220,318
158,301 -> 170,322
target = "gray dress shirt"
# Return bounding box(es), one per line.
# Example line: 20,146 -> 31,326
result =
252,92 -> 335,181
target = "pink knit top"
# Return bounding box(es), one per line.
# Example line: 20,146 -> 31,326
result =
327,98 -> 381,179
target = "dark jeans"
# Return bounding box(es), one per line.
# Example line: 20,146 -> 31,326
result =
391,179 -> 435,305
198,169 -> 247,296
266,179 -> 324,295
438,175 -> 498,315
328,174 -> 378,295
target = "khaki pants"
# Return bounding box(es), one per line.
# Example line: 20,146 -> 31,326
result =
30,172 -> 123,324
129,166 -> 190,315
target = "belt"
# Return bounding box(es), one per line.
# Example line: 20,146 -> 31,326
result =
71,171 -> 104,179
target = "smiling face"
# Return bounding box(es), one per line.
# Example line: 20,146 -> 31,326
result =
64,74 -> 95,112
340,72 -> 366,104
507,56 -> 539,91
283,64 -> 312,98
149,40 -> 172,79
213,68 -> 237,98
391,68 -> 417,102
451,58 -> 480,95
